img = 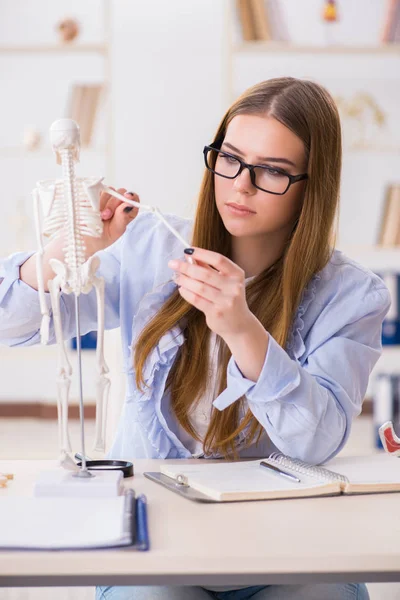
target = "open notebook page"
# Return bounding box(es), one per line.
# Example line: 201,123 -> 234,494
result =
160,460 -> 341,501
325,454 -> 400,490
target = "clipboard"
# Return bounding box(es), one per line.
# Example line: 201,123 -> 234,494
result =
144,472 -> 217,503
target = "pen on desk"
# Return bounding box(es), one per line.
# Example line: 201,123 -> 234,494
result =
260,460 -> 301,483
130,490 -> 137,546
136,494 -> 150,551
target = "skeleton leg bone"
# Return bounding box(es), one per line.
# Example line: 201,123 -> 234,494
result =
91,268 -> 111,452
48,268 -> 73,454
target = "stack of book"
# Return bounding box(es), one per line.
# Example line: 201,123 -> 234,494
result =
381,0 -> 400,43
236,0 -> 288,42
378,184 -> 400,246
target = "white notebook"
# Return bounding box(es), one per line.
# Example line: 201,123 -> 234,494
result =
0,495 -> 135,550
150,453 -> 400,502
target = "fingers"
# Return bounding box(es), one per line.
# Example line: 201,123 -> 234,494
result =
101,187 -> 127,219
182,247 -> 243,277
175,271 -> 243,303
170,260 -> 224,290
99,186 -> 119,214
169,258 -> 243,289
100,188 -> 140,221
114,194 -> 140,224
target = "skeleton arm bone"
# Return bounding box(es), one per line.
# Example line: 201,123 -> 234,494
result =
32,188 -> 51,344
102,186 -> 192,248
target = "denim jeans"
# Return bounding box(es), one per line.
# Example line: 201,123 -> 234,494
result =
96,582 -> 369,599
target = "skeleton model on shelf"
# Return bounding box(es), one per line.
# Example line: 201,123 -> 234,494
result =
33,119 -> 193,470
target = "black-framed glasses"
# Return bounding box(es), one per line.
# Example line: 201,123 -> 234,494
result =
203,143 -> 308,195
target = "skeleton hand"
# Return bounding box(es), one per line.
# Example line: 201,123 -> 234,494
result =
98,187 -> 140,249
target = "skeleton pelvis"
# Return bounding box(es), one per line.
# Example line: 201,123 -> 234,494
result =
49,255 -> 100,295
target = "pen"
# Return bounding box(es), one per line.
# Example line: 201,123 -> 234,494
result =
130,489 -> 137,546
260,460 -> 301,483
136,494 -> 150,551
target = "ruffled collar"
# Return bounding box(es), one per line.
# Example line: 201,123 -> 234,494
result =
285,273 -> 321,361
129,269 -> 321,386
126,270 -> 320,457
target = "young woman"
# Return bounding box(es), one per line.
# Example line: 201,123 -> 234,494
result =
0,78 -> 389,599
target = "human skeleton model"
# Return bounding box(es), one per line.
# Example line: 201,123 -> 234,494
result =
33,119 -> 193,471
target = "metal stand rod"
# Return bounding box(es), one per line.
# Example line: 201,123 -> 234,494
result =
73,293 -> 93,478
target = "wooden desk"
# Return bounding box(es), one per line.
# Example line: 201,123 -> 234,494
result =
1,459 -> 400,588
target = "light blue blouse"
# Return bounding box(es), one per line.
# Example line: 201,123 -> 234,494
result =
0,211 -> 391,464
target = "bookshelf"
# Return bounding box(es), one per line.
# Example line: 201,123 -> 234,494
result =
0,44 -> 107,54
228,1 -> 400,388
0,146 -> 107,158
234,42 -> 400,54
227,2 -> 400,277
0,0 -> 114,411
337,246 -> 400,273
0,0 -> 113,251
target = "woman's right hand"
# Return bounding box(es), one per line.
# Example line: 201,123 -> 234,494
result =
98,187 -> 140,249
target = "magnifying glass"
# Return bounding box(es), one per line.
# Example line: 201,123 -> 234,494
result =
75,453 -> 134,478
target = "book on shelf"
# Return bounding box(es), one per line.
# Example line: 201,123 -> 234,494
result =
250,0 -> 271,41
381,0 -> 400,43
66,83 -> 103,146
236,0 -> 256,41
378,184 -> 400,246
236,0 -> 274,42
144,453 -> 400,503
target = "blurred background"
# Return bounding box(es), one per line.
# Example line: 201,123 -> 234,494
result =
0,1 -> 400,598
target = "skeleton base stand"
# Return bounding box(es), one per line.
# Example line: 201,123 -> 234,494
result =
33,119 -> 193,489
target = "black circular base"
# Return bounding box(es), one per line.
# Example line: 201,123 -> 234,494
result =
75,459 -> 134,478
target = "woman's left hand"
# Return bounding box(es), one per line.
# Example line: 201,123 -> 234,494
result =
168,248 -> 254,340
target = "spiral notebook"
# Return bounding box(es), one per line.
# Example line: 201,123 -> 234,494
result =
0,491 -> 149,550
144,453 -> 400,503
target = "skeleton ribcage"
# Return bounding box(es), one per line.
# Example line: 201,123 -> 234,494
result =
36,176 -> 103,293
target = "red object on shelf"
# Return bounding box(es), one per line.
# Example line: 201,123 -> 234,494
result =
379,421 -> 400,456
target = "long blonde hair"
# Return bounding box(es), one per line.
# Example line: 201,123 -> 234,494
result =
134,77 -> 342,457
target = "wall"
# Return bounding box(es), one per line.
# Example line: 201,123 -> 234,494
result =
105,0 -> 231,445
0,0 -> 231,441
110,0 -> 231,216
0,0 -> 398,427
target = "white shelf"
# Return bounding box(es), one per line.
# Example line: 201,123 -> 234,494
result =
0,44 -> 107,54
338,245 -> 400,273
234,42 -> 400,55
0,146 -> 107,158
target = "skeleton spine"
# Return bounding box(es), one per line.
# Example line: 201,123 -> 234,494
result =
60,148 -> 86,295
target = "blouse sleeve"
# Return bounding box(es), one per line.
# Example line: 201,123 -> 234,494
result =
0,237 -> 123,347
213,280 -> 391,465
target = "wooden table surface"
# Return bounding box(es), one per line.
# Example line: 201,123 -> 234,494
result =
0,459 -> 399,587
